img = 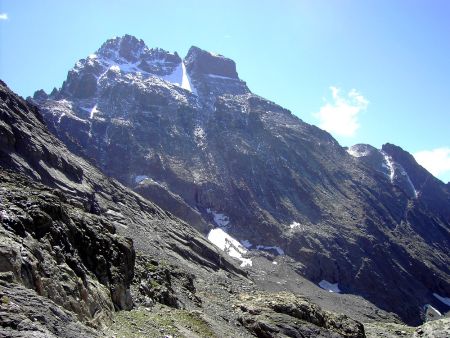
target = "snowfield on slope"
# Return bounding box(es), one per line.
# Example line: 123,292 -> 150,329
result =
319,280 -> 341,293
207,228 -> 252,267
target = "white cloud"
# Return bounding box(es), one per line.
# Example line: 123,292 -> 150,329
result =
314,86 -> 368,137
0,13 -> 8,20
413,147 -> 450,178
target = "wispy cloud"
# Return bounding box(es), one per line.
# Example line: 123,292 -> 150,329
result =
413,147 -> 450,179
314,86 -> 368,137
0,13 -> 8,20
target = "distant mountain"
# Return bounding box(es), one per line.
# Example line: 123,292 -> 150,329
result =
30,34 -> 450,325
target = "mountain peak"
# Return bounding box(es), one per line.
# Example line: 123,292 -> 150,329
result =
33,35 -> 250,102
185,46 -> 239,79
97,34 -> 148,63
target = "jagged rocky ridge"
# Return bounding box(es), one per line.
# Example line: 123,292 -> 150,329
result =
30,35 -> 450,325
0,79 -> 386,337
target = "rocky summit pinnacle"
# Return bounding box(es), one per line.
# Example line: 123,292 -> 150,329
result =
39,34 -> 249,103
27,34 -> 450,328
97,34 -> 150,63
185,46 -> 239,79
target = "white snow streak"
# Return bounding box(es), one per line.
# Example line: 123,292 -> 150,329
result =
256,245 -> 284,256
181,62 -> 196,94
318,280 -> 341,293
207,74 -> 234,80
433,293 -> 450,307
89,104 -> 99,119
161,61 -> 197,94
381,151 -> 395,182
403,170 -> 419,198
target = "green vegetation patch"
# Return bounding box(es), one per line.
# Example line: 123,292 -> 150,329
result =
103,305 -> 216,338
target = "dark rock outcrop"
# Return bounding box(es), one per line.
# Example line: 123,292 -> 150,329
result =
0,281 -> 98,338
185,46 -> 239,78
0,170 -> 134,323
237,292 -> 365,338
131,254 -> 200,309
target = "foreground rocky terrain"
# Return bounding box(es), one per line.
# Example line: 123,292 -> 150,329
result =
31,35 -> 450,325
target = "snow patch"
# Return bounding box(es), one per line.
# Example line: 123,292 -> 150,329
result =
135,175 -> 150,184
290,221 -> 301,229
57,113 -> 66,123
272,261 -> 278,265
424,304 -> 442,316
433,293 -> 450,307
161,61 -> 197,94
207,228 -> 252,267
207,208 -> 230,228
181,62 -> 196,94
256,245 -> 284,256
319,280 -> 341,293
240,240 -> 253,249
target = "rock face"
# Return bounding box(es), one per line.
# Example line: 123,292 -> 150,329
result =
236,292 -> 365,338
0,170 -> 134,322
30,35 -> 450,325
0,281 -> 98,338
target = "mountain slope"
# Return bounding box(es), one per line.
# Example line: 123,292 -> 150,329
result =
31,35 -> 450,325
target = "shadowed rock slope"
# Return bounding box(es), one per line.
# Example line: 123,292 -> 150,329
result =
31,35 -> 450,324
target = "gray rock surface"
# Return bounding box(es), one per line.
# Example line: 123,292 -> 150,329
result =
0,281 -> 98,338
0,170 -> 134,324
236,292 -> 366,338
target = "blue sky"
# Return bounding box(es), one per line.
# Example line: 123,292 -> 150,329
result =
1,0 -> 449,182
